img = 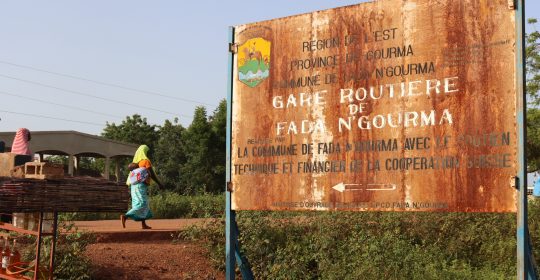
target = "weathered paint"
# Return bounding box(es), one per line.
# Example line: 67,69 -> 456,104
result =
231,0 -> 517,212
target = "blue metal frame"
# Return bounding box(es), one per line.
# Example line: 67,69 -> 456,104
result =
226,26 -> 236,280
516,0 -> 538,279
226,26 -> 254,280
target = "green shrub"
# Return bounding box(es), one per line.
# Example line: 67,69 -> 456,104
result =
18,221 -> 95,280
50,222 -> 95,280
60,193 -> 224,220
150,192 -> 223,218
149,191 -> 192,219
183,201 -> 540,279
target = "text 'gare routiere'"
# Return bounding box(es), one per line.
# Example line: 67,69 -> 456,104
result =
231,0 -> 517,212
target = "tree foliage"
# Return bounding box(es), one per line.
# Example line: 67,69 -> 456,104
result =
208,100 -> 227,193
527,18 -> 540,171
153,118 -> 185,192
101,114 -> 160,178
102,114 -> 159,152
180,106 -> 214,194
528,109 -> 540,171
101,100 -> 227,194
527,18 -> 540,105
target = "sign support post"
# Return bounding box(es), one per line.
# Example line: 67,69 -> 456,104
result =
225,26 -> 236,280
226,26 -> 254,280
515,0 -> 537,279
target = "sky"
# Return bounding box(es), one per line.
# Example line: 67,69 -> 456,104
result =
0,1 -> 538,135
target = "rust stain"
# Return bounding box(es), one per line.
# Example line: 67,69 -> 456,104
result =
231,0 -> 517,212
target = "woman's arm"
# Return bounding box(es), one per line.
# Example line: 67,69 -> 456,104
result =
147,167 -> 164,189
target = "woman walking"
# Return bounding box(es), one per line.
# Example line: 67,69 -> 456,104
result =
121,145 -> 163,229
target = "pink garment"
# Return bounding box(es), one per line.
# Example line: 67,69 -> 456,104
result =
11,128 -> 31,156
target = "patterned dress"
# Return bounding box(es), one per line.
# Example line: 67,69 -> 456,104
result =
125,146 -> 154,221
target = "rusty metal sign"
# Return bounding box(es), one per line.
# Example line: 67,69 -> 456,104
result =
230,0 -> 517,212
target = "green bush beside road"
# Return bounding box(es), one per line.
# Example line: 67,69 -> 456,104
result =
15,221 -> 95,280
150,192 -> 223,219
60,193 -> 224,221
183,199 -> 540,280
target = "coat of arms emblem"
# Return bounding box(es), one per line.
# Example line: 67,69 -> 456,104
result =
238,38 -> 270,88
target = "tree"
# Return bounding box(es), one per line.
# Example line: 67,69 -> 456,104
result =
526,18 -> 540,105
208,99 -> 227,193
528,109 -> 540,171
102,114 -> 159,150
527,19 -> 540,171
181,106 -> 214,194
102,114 -> 160,177
99,105 -> 228,194
153,118 -> 186,192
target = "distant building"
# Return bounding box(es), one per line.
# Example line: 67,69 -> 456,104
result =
0,130 -> 138,181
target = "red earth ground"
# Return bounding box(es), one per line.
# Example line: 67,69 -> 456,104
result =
76,219 -> 224,280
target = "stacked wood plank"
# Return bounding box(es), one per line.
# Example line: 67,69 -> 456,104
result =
0,177 -> 129,212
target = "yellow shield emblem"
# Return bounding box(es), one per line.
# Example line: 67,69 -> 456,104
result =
238,38 -> 271,88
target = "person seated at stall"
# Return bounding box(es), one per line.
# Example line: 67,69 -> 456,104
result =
11,128 -> 32,156
10,128 -> 33,166
8,128 -> 34,224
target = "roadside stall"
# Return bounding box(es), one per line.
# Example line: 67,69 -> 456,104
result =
0,153 -> 128,280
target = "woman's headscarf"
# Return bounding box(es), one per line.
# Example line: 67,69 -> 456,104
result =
11,128 -> 32,156
132,145 -> 150,163
127,145 -> 151,186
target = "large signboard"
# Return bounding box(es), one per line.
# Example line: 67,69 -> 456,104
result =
230,0 -> 517,212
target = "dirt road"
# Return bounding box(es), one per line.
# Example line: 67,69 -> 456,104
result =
74,218 -> 209,233
76,219 -> 224,280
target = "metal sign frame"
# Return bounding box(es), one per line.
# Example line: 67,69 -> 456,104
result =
226,27 -> 255,280
226,1 -> 537,278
